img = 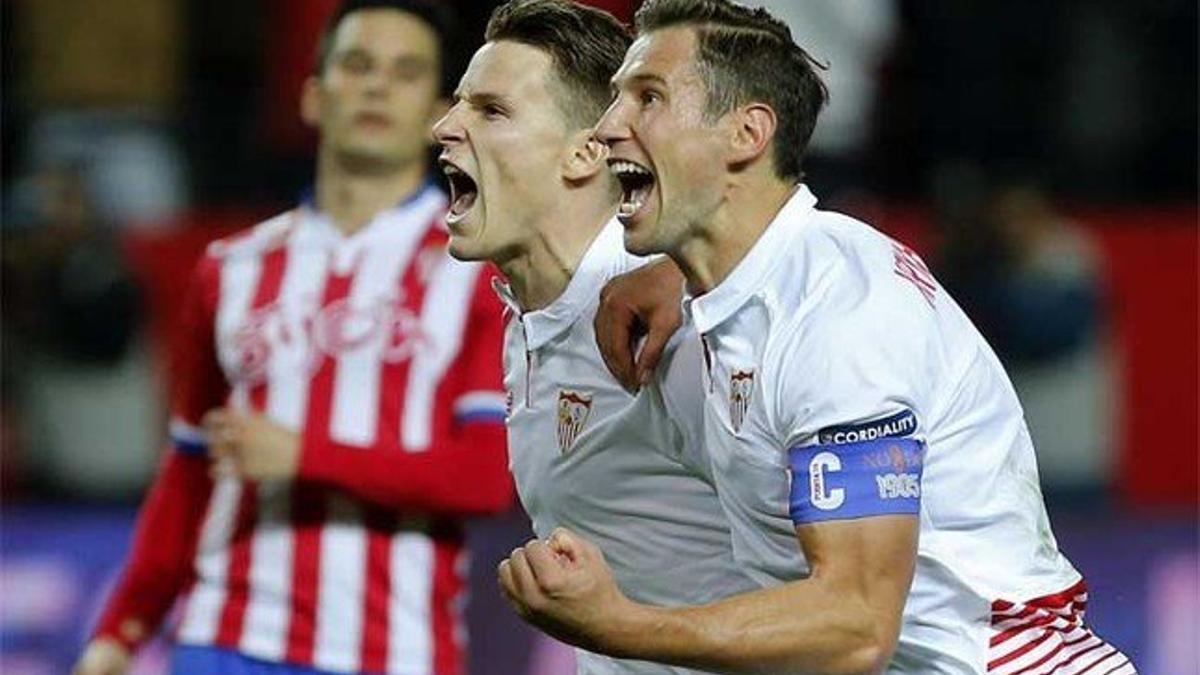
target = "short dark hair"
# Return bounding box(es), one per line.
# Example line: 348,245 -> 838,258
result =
635,0 -> 828,181
315,0 -> 458,95
485,0 -> 632,129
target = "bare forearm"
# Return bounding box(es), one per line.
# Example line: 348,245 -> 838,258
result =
602,580 -> 895,675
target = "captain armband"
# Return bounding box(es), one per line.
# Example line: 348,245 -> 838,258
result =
787,437 -> 925,524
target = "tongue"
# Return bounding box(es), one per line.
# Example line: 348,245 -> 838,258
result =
620,184 -> 650,217
451,191 -> 477,216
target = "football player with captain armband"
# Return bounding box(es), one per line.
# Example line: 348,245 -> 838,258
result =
497,1 -> 1137,673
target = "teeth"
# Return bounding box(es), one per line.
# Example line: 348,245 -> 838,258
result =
610,160 -> 651,177
618,186 -> 648,218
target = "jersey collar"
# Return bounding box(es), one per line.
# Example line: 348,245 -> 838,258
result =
687,185 -> 816,334
298,178 -> 444,244
495,217 -> 624,351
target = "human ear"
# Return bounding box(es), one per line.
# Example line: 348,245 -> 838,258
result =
728,103 -> 777,166
563,129 -> 610,182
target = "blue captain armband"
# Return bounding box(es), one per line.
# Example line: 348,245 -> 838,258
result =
788,438 -> 925,524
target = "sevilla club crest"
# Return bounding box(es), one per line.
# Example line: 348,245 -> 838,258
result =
729,370 -> 755,433
556,390 -> 593,453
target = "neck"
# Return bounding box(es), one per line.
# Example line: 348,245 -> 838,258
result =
672,178 -> 798,295
314,149 -> 428,235
498,188 -> 616,312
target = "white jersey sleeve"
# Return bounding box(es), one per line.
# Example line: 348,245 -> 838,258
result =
768,219 -> 938,525
773,264 -> 933,449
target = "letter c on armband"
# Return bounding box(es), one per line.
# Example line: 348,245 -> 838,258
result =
809,451 -> 845,511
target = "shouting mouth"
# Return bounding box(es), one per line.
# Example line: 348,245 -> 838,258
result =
440,159 -> 479,225
610,159 -> 655,225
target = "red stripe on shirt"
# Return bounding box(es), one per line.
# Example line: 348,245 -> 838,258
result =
993,581 -> 1087,616
1054,642 -> 1115,674
359,507 -> 396,673
214,484 -> 259,648
431,528 -> 466,675
358,221 -> 445,671
991,611 -> 1070,648
986,578 -> 1135,675
214,244 -> 289,648
988,628 -> 1058,670
286,264 -> 353,663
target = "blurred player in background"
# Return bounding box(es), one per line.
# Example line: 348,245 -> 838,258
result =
500,0 -> 1136,673
433,1 -> 755,672
73,1 -> 512,674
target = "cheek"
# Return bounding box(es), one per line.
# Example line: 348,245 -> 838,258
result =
492,143 -> 550,194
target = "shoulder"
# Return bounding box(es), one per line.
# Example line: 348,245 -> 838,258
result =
774,210 -> 938,362
766,212 -> 939,434
185,210 -> 296,301
204,209 -> 298,262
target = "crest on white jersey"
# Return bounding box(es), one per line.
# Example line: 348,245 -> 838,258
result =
729,370 -> 755,433
556,390 -> 593,453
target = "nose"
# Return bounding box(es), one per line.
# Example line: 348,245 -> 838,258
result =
361,66 -> 390,99
593,97 -> 630,149
432,104 -> 464,146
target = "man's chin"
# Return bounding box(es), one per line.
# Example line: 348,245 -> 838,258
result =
622,225 -> 662,257
446,239 -> 473,262
447,235 -> 485,262
333,144 -> 409,173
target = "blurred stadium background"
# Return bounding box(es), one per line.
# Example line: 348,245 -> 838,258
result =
1,1 -> 1195,673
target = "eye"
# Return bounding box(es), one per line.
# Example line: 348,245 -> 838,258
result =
482,104 -> 506,120
639,89 -> 662,107
338,52 -> 372,75
393,62 -> 426,82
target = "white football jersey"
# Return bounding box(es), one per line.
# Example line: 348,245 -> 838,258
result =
681,186 -> 1132,673
500,219 -> 757,675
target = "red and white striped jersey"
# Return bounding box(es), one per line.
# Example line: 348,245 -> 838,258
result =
988,582 -> 1137,675
97,182 -> 511,675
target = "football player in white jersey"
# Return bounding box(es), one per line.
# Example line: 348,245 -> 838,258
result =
499,1 -> 1137,673
432,1 -> 756,673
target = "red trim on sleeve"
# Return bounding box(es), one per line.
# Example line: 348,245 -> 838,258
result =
172,252 -> 227,429
299,421 -> 511,515
91,452 -> 214,648
92,252 -> 230,648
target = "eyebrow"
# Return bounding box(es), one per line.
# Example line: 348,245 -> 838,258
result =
612,72 -> 669,92
452,89 -> 514,109
391,54 -> 434,67
336,48 -> 433,67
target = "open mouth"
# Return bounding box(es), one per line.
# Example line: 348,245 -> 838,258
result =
440,160 -> 479,224
610,160 -> 655,223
